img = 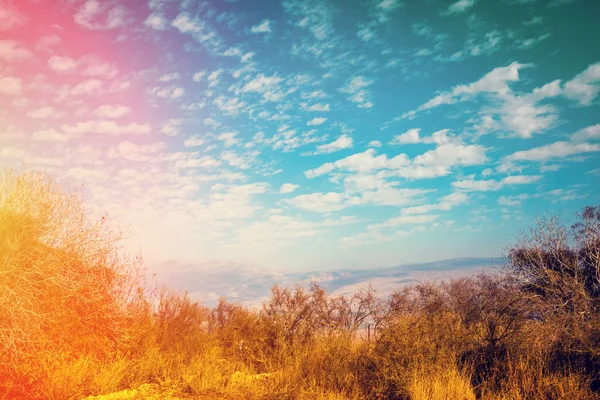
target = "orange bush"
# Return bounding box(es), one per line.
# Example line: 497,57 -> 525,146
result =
0,170 -> 145,398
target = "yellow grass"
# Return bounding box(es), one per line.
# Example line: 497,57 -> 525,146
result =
2,169 -> 599,400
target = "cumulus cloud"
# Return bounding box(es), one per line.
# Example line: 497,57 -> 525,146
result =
307,117 -> 327,126
0,39 -> 32,61
0,3 -> 26,30
452,174 -> 542,191
279,183 -> 299,194
95,104 -> 131,118
74,0 -> 131,30
62,120 -> 151,136
390,128 -> 421,144
402,61 -> 530,118
48,55 -> 77,72
310,134 -> 354,155
184,136 -> 206,148
250,19 -> 272,33
242,74 -> 283,92
27,106 -> 58,119
161,119 -> 183,136
505,141 -> 600,162
442,0 -> 477,15
284,192 -> 355,213
340,76 -> 374,108
562,62 -> 600,105
571,124 -> 600,143
32,129 -> 69,142
144,12 -> 167,30
0,76 -> 22,95
303,103 -> 331,112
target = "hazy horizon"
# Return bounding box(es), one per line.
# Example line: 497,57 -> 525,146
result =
1,0 -> 599,279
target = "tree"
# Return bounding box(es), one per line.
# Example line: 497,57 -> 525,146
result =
505,206 -> 600,390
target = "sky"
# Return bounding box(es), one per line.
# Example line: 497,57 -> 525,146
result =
1,0 -> 599,276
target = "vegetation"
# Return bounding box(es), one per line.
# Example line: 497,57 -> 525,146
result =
1,169 -> 599,399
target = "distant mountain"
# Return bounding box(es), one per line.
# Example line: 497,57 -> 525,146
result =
149,257 -> 500,308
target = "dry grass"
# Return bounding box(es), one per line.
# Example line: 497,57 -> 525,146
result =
2,169 -> 599,400
409,363 -> 476,400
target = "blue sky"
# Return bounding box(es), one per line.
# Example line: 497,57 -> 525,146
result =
0,0 -> 599,274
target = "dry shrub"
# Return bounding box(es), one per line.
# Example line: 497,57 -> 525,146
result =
0,170 -> 145,398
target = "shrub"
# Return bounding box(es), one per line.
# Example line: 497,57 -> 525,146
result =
0,170 -> 145,398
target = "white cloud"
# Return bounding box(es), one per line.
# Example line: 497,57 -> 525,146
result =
505,141 -> 600,162
322,215 -> 361,227
48,55 -> 77,72
35,35 -> 61,50
378,214 -> 440,228
69,78 -> 103,96
83,61 -> 118,78
250,19 -> 272,33
442,0 -> 476,15
284,192 -> 354,213
305,143 -> 474,181
305,149 -> 394,178
221,151 -> 252,169
0,147 -> 26,159
371,0 -> 403,23
390,128 -> 421,144
279,183 -> 299,194
307,117 -> 327,126
571,124 -> 600,142
214,96 -> 246,116
0,39 -> 32,61
218,132 -> 240,147
242,74 -> 283,92
402,61 -> 530,118
241,52 -> 255,63
193,71 -> 206,82
452,174 -> 542,191
171,12 -> 223,54
311,134 -> 354,155
27,106 -> 58,119
0,3 -> 26,30
161,119 -> 183,136
62,120 -> 151,136
171,87 -> 185,98
517,33 -> 550,49
400,192 -> 468,215
413,143 -> 488,166
95,104 -> 131,118
223,46 -> 242,57
357,23 -> 377,42
340,76 -> 374,108
303,103 -> 331,112
151,86 -> 185,99
368,140 -> 382,148
32,129 -> 69,142
231,214 -> 320,246
184,136 -> 205,148
498,195 -> 524,207
109,141 -> 165,162
145,12 -> 167,30
499,95 -> 558,138
0,76 -> 22,96
74,0 -> 130,30
563,62 -> 600,105
159,72 -> 180,82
